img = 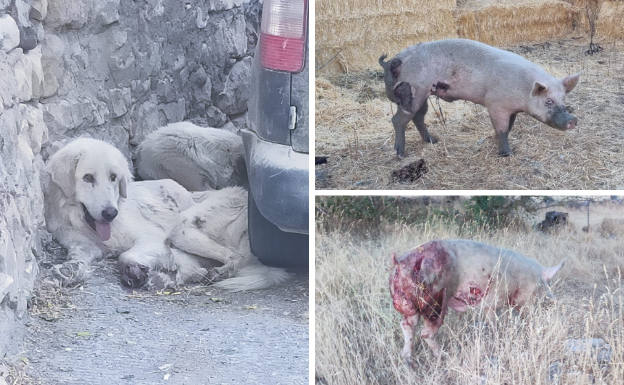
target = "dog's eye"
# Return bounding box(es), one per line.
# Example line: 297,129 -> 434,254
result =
83,174 -> 95,183
110,173 -> 117,182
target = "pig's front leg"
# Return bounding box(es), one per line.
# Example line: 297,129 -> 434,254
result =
420,289 -> 448,357
399,314 -> 419,365
412,101 -> 438,144
488,109 -> 515,156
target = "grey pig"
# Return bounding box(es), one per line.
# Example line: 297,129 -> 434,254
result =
379,39 -> 580,156
389,239 -> 564,361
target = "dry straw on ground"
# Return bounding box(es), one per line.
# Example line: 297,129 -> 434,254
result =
315,206 -> 624,385
315,38 -> 624,190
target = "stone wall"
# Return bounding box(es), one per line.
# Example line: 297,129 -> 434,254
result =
41,0 -> 261,156
0,3 -> 47,356
0,0 -> 260,355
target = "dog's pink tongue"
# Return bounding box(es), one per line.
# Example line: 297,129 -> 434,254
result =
95,222 -> 111,241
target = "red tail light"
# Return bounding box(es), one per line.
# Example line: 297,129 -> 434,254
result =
260,0 -> 307,72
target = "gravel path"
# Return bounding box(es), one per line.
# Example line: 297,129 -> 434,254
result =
21,258 -> 309,385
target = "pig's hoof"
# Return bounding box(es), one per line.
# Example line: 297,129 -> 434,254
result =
498,150 -> 512,157
401,353 -> 415,368
425,136 -> 439,144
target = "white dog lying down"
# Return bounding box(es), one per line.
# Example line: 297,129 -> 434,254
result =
43,137 -> 288,290
136,121 -> 247,191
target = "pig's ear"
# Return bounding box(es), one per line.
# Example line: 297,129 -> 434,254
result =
531,81 -> 548,97
561,73 -> 580,93
542,259 -> 565,282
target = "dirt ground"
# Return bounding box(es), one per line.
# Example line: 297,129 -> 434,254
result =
315,38 -> 624,190
14,256 -> 308,385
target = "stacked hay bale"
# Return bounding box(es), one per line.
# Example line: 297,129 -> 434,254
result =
456,0 -> 579,46
598,0 -> 624,39
318,0 -> 624,74
566,0 -> 624,40
316,0 -> 457,72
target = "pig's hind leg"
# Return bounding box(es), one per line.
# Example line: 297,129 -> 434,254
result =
391,82 -> 428,156
412,101 -> 438,144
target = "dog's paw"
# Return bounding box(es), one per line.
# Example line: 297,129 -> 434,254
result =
207,265 -> 233,283
147,271 -> 177,290
52,261 -> 88,287
119,261 -> 149,288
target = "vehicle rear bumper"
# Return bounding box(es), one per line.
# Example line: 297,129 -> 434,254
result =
241,129 -> 309,234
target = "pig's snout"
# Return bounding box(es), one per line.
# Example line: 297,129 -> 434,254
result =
566,117 -> 578,130
549,105 -> 578,131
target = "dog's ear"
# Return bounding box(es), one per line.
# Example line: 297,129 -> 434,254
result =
119,174 -> 128,198
114,151 -> 132,200
47,146 -> 81,198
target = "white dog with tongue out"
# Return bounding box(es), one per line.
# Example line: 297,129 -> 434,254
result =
43,137 -> 288,290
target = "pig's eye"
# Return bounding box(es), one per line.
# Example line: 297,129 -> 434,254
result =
83,174 -> 95,183
545,98 -> 554,106
110,173 -> 117,182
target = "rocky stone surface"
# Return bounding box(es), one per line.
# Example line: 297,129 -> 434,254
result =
0,0 -> 261,357
0,14 -> 48,353
0,14 -> 19,52
39,0 -> 260,154
564,338 -> 612,366
548,338 -> 612,385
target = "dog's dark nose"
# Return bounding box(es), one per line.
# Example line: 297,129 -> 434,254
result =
102,207 -> 118,222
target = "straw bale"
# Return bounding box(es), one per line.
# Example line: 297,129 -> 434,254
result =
318,35 -> 453,73
316,0 -> 456,72
456,0 -> 579,46
317,11 -> 455,47
317,0 -> 624,74
544,0 -> 623,40
596,0 -> 624,39
317,0 -> 456,21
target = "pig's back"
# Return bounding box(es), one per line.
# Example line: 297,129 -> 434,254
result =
398,39 -> 539,71
443,239 -> 546,308
396,39 -> 549,96
442,239 -> 543,280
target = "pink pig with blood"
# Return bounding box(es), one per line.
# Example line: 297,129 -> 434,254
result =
389,239 -> 564,361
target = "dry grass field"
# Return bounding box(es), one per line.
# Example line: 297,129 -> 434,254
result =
315,198 -> 624,385
315,38 -> 624,190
